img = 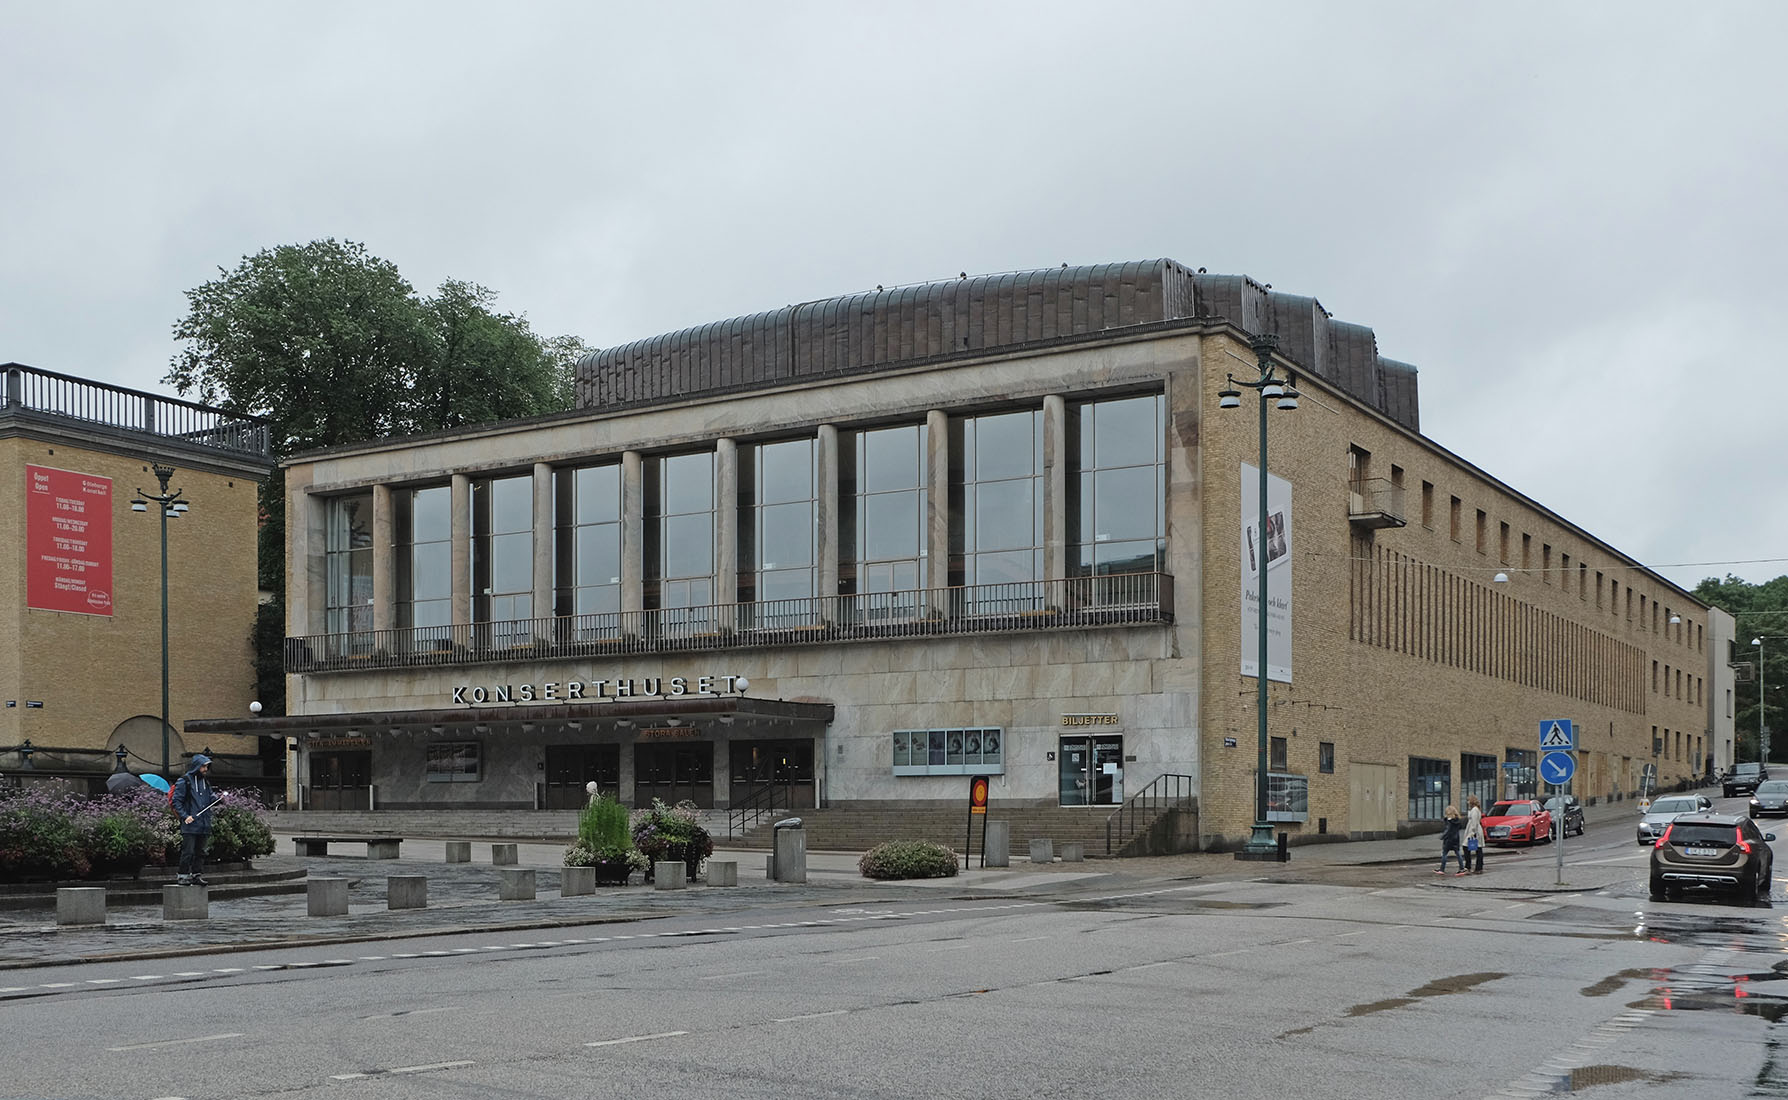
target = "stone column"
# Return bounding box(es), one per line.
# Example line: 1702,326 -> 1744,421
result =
451,473 -> 472,627
817,424 -> 839,621
372,483 -> 395,634
621,451 -> 644,626
532,462 -> 554,636
715,438 -> 738,630
925,409 -> 949,608
1042,394 -> 1067,604
287,471 -> 324,635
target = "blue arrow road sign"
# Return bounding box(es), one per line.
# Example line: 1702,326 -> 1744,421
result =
1540,720 -> 1574,750
1540,750 -> 1577,785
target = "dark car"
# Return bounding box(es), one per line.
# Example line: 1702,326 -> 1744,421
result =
1545,794 -> 1585,837
1649,812 -> 1775,902
1751,780 -> 1788,817
1725,762 -> 1770,798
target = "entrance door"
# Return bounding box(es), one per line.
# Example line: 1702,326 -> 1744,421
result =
308,750 -> 371,811
1348,761 -> 1397,834
728,740 -> 816,810
544,745 -> 621,809
634,742 -> 716,808
1058,736 -> 1124,806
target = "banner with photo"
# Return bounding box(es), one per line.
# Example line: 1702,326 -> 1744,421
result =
1240,462 -> 1291,682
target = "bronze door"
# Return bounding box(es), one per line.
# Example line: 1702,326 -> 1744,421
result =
544,744 -> 620,809
634,742 -> 715,808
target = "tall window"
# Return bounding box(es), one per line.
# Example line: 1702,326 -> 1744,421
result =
324,492 -> 372,641
1408,757 -> 1451,821
645,451 -> 716,630
951,409 -> 1043,600
1068,394 -> 1164,581
740,438 -> 817,623
556,464 -> 621,618
1461,752 -> 1497,810
842,422 -> 928,620
473,475 -> 532,645
397,485 -> 452,637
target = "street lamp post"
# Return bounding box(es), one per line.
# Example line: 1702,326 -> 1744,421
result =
131,464 -> 188,779
1757,637 -> 1770,767
1218,333 -> 1300,860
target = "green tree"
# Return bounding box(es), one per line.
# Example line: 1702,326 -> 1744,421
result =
166,239 -> 585,715
1692,574 -> 1788,761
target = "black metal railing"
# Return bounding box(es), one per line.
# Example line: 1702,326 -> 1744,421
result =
287,572 -> 1174,673
1105,772 -> 1194,855
2,363 -> 270,458
725,784 -> 784,839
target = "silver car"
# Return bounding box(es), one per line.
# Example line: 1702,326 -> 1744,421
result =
1637,794 -> 1714,846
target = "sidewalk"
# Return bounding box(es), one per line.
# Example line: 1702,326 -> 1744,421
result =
0,804 -> 1650,970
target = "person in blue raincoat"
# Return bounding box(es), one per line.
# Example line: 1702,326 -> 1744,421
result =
172,754 -> 217,886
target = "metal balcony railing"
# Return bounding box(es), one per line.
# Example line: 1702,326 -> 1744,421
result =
2,363 -> 271,459
1347,477 -> 1406,530
286,572 -> 1174,673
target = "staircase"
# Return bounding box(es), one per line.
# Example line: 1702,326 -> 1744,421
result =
732,804 -> 1116,855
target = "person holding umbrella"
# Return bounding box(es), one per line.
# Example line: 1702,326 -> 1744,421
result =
172,754 -> 218,886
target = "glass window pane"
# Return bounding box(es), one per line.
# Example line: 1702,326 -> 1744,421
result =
412,487 -> 451,543
663,452 -> 713,513
760,502 -> 814,567
1093,466 -> 1158,542
892,732 -> 910,768
575,465 -> 620,522
664,515 -> 713,578
759,568 -> 814,603
412,599 -> 451,629
975,480 -> 1033,551
974,411 -> 1035,481
862,426 -> 922,494
412,543 -> 452,601
577,525 -> 620,584
575,584 -> 620,616
1093,396 -> 1160,469
863,492 -> 919,561
1095,540 -> 1159,575
492,477 -> 531,534
491,531 -> 531,592
759,440 -> 813,505
973,549 -> 1034,586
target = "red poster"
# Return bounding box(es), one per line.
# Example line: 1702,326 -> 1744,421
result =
26,464 -> 114,615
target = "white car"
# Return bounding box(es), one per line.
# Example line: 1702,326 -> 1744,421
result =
1637,794 -> 1713,846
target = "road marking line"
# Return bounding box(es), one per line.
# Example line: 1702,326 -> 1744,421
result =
252,965 -> 282,970
1334,931 -> 1369,939
107,1032 -> 243,1052
700,971 -> 766,980
775,1010 -> 846,1023
212,967 -> 246,973
586,1031 -> 688,1047
392,1060 -> 474,1074
1130,961 -> 1176,970
391,953 -> 420,959
171,971 -> 205,977
450,948 -> 479,954
1206,949 -> 1251,958
358,956 -> 386,961
131,975 -> 163,981
829,956 -> 880,963
1009,936 -> 1050,943
41,983 -> 76,989
85,978 -> 124,984
0,987 -> 27,993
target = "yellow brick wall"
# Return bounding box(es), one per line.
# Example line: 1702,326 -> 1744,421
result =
1193,331 -> 1710,841
3,439 -> 261,770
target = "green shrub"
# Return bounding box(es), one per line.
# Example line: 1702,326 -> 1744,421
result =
578,793 -> 633,850
208,797 -> 275,863
858,840 -> 959,880
631,799 -> 713,879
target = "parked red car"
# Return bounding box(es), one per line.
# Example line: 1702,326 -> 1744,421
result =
1482,799 -> 1554,847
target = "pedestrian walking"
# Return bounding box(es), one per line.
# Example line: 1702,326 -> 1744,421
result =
1462,794 -> 1486,875
1437,804 -> 1465,874
173,753 -> 217,886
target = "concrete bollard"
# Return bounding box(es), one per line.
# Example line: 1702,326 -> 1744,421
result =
56,886 -> 106,926
387,875 -> 427,910
765,854 -> 776,880
560,866 -> 596,897
307,877 -> 349,917
163,883 -> 208,921
499,868 -> 536,901
1060,842 -> 1084,863
772,826 -> 807,884
1028,838 -> 1055,864
491,843 -> 519,866
445,841 -> 471,863
706,859 -> 738,887
653,861 -> 687,890
984,821 -> 1011,867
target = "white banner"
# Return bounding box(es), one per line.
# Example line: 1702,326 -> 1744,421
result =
1240,462 -> 1292,683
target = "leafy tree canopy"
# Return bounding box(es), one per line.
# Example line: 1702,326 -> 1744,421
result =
1693,573 -> 1788,761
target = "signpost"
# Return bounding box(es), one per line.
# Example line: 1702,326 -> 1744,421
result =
1540,721 -> 1574,885
966,775 -> 990,868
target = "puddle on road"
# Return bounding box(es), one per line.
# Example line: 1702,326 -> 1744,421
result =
1280,972 -> 1504,1037
1565,1064 -> 1688,1091
1060,897 -> 1283,913
1581,968 -> 1661,997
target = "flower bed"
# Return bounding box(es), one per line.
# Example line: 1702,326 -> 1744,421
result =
0,785 -> 275,884
564,790 -> 647,885
632,799 -> 713,882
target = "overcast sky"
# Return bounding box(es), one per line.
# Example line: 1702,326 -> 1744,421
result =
4,2 -> 1783,595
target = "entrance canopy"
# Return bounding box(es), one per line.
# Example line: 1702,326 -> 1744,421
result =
186,696 -> 835,740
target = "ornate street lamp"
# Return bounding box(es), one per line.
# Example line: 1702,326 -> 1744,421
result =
131,464 -> 188,779
1218,333 -> 1300,860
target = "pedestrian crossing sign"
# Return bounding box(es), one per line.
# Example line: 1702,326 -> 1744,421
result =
1539,720 -> 1574,750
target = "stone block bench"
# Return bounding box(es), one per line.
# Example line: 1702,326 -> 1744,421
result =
294,836 -> 403,859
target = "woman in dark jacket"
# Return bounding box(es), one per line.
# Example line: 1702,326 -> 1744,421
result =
1437,804 -> 1465,875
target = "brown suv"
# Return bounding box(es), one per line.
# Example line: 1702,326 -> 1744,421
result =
1649,812 -> 1775,902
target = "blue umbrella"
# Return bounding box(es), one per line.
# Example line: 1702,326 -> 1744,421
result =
139,773 -> 171,793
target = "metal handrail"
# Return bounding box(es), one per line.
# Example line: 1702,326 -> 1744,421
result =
725,783 -> 783,839
287,572 -> 1174,673
2,363 -> 271,458
1105,773 -> 1194,855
